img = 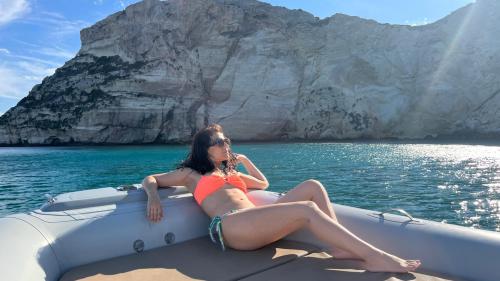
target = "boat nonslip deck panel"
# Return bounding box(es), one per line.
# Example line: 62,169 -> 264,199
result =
240,252 -> 467,281
59,236 -> 319,281
59,237 -> 465,281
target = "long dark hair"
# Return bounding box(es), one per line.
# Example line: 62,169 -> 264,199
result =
175,124 -> 238,175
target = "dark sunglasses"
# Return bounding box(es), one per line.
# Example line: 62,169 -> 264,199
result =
210,137 -> 231,147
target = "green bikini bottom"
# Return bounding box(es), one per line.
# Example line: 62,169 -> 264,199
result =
208,208 -> 244,251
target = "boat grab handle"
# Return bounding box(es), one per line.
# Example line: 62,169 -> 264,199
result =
117,185 -> 138,191
376,208 -> 419,222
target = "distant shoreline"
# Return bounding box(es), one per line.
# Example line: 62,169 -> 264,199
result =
1,135 -> 499,147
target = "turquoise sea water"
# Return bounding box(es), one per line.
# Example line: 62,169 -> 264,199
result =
1,142 -> 499,232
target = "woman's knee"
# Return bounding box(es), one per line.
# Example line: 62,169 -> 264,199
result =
292,200 -> 321,216
290,201 -> 322,228
303,179 -> 326,193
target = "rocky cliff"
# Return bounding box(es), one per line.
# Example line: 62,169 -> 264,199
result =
1,0 -> 499,145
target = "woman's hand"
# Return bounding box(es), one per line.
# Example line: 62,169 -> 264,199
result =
233,153 -> 247,164
147,196 -> 163,223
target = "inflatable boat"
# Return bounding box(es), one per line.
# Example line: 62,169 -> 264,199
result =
0,185 -> 498,281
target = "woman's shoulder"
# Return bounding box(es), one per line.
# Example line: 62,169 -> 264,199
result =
231,170 -> 244,177
174,167 -> 193,176
176,168 -> 201,192
177,167 -> 194,173
171,167 -> 193,182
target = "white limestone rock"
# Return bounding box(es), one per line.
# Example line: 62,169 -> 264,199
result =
0,0 -> 499,145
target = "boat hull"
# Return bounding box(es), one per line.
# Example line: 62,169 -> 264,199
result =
0,186 -> 498,281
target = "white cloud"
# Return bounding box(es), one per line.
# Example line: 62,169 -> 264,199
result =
0,66 -> 32,99
8,40 -> 76,60
8,54 -> 60,67
405,17 -> 429,26
0,0 -> 30,26
39,11 -> 65,19
19,12 -> 90,38
0,60 -> 59,100
0,44 -> 73,102
11,38 -> 39,48
16,61 -> 56,79
36,46 -> 76,60
51,19 -> 89,37
0,48 -> 10,54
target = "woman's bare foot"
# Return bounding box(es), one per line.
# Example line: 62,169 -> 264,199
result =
327,247 -> 363,260
361,251 -> 421,273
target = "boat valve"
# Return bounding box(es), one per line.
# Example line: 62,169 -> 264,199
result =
133,239 -> 145,253
44,194 -> 55,204
165,232 -> 175,245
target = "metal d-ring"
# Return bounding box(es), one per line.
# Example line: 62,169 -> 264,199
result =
377,208 -> 419,222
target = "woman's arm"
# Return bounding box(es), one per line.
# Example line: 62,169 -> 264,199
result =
142,167 -> 191,198
236,154 -> 269,189
142,167 -> 191,223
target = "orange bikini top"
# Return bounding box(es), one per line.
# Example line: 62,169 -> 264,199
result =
193,172 -> 248,205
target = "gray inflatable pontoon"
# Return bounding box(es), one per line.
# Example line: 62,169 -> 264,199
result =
0,185 -> 498,281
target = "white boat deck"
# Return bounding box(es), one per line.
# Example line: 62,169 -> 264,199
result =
59,236 -> 465,281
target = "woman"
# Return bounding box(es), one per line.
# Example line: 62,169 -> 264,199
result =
142,124 -> 421,273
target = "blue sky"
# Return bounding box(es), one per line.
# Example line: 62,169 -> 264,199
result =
0,0 -> 474,116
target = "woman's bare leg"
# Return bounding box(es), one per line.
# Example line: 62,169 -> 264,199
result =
274,179 -> 360,259
223,201 -> 421,273
275,179 -> 337,220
